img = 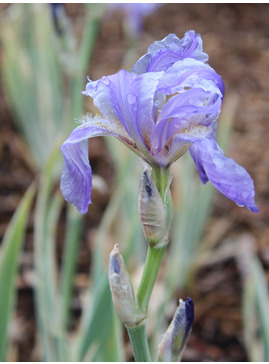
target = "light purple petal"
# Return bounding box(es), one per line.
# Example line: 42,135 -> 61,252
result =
190,138 -> 259,212
151,88 -> 221,158
60,115 -> 136,214
160,88 -> 221,136
157,58 -> 225,98
132,31 -> 208,74
83,70 -> 162,161
155,123 -> 212,167
189,143 -> 208,184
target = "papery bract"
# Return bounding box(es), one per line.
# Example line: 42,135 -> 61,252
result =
60,31 -> 259,214
158,297 -> 194,362
108,244 -> 145,327
138,168 -> 173,246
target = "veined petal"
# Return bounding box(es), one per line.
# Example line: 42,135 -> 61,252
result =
132,31 -> 208,74
151,88 -> 222,155
160,88 -> 221,135
190,138 -> 259,212
189,142 -> 208,184
83,70 -> 162,159
60,115 -> 136,214
156,124 -> 212,167
158,58 -> 225,98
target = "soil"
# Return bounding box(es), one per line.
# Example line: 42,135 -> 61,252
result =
1,3 -> 269,362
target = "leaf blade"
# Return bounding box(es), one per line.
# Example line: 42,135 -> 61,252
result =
0,183 -> 36,360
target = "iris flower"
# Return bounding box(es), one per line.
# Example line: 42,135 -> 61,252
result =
108,3 -> 161,35
60,31 -> 258,214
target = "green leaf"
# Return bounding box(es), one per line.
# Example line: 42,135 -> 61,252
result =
59,204 -> 83,331
74,277 -> 115,361
0,182 -> 36,360
74,140 -> 143,361
242,256 -> 269,361
1,4 -> 64,170
33,147 -> 69,361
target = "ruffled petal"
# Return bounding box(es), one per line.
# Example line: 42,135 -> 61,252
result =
190,138 -> 259,212
132,31 -> 208,74
83,70 -> 162,159
151,87 -> 221,160
155,123 -> 212,167
157,58 -> 225,98
60,115 -> 136,214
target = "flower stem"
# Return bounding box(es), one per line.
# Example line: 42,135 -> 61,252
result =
136,165 -> 169,312
137,245 -> 166,312
126,321 -> 151,362
127,166 -> 169,361
152,166 -> 169,201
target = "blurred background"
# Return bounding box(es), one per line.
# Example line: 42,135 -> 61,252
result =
0,3 -> 269,362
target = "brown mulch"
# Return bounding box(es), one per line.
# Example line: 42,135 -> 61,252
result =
0,3 -> 269,362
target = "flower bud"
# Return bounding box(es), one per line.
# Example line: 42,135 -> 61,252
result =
108,244 -> 145,327
158,297 -> 194,362
138,168 -> 172,247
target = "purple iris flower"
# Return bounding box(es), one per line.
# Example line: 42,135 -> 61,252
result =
60,31 -> 259,214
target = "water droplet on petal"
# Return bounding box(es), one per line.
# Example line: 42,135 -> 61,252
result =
127,94 -> 137,105
236,203 -> 245,208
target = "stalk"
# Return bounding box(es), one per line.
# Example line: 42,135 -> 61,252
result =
126,165 -> 169,361
127,322 -> 151,362
136,246 -> 166,312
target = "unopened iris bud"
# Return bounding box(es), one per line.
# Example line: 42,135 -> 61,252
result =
138,168 -> 172,247
108,244 -> 145,327
158,297 -> 194,362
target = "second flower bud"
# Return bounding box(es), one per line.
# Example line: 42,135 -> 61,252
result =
138,167 -> 173,247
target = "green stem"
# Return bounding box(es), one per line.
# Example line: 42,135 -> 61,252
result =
127,166 -> 169,361
152,166 -> 169,201
126,322 -> 151,362
137,245 -> 166,313
127,246 -> 166,362
135,166 -> 169,312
